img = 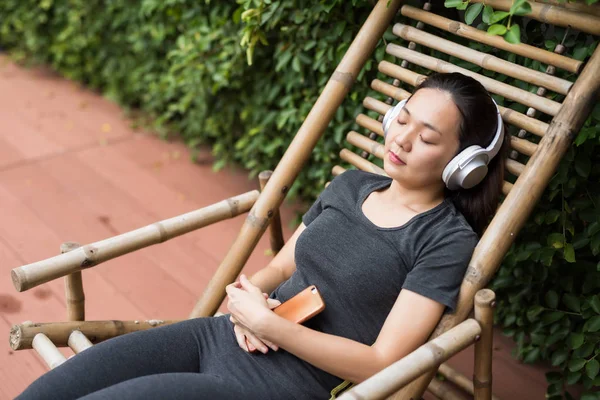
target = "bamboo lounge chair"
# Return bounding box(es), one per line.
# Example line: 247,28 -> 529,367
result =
8,0 -> 600,398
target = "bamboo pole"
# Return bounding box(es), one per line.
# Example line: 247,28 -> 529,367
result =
356,114 -> 384,137
394,23 -> 573,96
502,181 -> 513,195
470,0 -> 600,36
68,330 -> 93,354
533,0 -> 600,17
61,242 -> 85,321
385,45 -> 562,116
338,319 -> 482,400
347,131 -> 384,159
363,97 -> 392,116
474,289 -> 496,400
437,363 -> 500,400
400,5 -> 582,74
11,190 -> 259,292
371,78 -> 549,137
189,0 -> 405,318
427,377 -> 470,400
258,171 -> 285,254
340,149 -> 387,176
510,136 -> 537,157
391,37 -> 600,400
506,158 -> 525,177
10,320 -> 179,350
332,165 -> 347,177
32,333 -> 66,370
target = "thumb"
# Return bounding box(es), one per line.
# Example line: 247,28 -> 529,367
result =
239,274 -> 261,294
266,298 -> 282,309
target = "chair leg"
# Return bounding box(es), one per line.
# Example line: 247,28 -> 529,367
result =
473,289 -> 496,400
61,242 -> 85,321
258,170 -> 285,254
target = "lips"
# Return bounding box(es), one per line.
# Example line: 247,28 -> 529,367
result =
388,151 -> 406,165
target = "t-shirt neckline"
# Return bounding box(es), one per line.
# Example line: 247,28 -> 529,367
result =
356,176 -> 451,232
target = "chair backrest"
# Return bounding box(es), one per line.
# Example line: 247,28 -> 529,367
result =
330,1 -> 600,397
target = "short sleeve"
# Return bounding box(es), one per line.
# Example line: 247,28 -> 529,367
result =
402,229 -> 478,312
302,195 -> 323,226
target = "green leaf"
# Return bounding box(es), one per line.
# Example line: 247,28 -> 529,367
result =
586,360 -> 599,380
487,24 -> 507,36
513,1 -> 532,16
569,332 -> 584,349
490,10 -> 510,24
523,347 -> 541,363
548,233 -> 565,249
527,305 -> 544,322
573,46 -> 589,61
575,156 -> 591,177
444,0 -> 463,8
482,5 -> 494,24
574,342 -> 595,358
563,293 -> 581,312
509,0 -> 527,14
543,311 -> 564,325
545,210 -> 561,224
465,3 -> 484,25
568,358 -> 587,372
456,1 -> 469,10
504,24 -> 521,44
590,295 -> 600,314
546,290 -> 559,308
564,243 -> 576,263
551,348 -> 568,366
586,316 -> 600,332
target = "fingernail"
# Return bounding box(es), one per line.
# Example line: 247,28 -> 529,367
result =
261,347 -> 268,354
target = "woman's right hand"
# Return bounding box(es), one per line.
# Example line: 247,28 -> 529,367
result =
232,293 -> 281,354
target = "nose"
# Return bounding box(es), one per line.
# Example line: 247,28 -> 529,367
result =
393,125 -> 413,152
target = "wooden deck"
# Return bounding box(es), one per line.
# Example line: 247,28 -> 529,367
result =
0,55 -> 551,399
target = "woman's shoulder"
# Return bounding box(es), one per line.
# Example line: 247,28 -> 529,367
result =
330,169 -> 390,190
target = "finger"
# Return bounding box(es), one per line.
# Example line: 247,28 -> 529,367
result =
245,332 -> 268,354
239,274 -> 261,294
245,337 -> 256,352
234,329 -> 249,352
263,293 -> 269,299
266,298 -> 282,309
261,338 -> 279,351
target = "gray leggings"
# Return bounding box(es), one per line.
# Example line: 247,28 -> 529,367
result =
17,317 -> 310,399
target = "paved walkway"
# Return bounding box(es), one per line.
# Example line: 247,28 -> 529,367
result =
0,55 -> 551,399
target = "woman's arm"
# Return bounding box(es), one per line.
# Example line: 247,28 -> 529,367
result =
248,223 -> 305,294
254,287 -> 445,383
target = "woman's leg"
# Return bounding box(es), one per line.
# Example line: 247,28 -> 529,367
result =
17,319 -> 216,400
79,373 -> 254,400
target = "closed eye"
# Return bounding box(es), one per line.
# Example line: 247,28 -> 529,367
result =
420,135 -> 433,145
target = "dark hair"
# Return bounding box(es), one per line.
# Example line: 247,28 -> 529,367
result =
413,72 -> 510,236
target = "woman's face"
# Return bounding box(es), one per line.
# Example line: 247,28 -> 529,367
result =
383,88 -> 462,191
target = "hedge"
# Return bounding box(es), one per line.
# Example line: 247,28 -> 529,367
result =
0,1 -> 598,398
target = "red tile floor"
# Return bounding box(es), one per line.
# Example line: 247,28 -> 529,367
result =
0,55 -> 551,399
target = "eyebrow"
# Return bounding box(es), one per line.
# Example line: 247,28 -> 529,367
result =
402,107 -> 443,136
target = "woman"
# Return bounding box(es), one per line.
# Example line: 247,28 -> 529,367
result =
18,72 -> 509,399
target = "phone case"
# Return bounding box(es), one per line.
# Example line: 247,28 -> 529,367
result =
273,285 -> 326,324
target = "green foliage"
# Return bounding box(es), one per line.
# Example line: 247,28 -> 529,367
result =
0,1 -> 599,398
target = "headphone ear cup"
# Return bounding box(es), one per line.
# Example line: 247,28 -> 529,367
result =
443,145 -> 487,190
382,99 -> 407,139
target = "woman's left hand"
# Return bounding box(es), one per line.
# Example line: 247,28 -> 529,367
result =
226,274 -> 273,335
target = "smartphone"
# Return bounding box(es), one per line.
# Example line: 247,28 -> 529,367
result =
244,285 -> 325,353
272,285 -> 326,324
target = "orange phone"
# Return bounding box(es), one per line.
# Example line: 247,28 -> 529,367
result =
272,285 -> 326,324
245,285 -> 325,352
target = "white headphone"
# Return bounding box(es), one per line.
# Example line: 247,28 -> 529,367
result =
382,97 -> 504,190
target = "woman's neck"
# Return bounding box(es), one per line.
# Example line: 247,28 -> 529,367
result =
381,180 -> 446,212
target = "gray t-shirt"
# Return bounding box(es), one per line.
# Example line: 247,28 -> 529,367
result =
272,170 -> 478,349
